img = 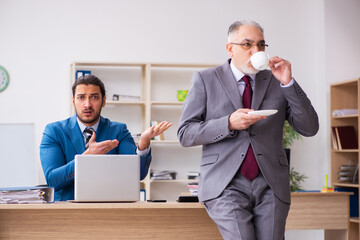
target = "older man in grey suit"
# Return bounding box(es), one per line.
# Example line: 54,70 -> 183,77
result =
177,20 -> 319,240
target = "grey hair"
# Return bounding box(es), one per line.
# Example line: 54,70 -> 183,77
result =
227,20 -> 264,41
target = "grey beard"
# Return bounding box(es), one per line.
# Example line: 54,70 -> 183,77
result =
240,60 -> 259,75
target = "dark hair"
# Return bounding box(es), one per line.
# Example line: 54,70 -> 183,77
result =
72,74 -> 106,98
228,20 -> 264,37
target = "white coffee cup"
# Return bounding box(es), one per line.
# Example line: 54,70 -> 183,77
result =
250,51 -> 270,71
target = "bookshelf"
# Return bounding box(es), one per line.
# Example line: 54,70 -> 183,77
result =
330,78 -> 360,240
71,62 -> 216,201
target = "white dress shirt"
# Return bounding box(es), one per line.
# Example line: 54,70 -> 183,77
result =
230,62 -> 294,97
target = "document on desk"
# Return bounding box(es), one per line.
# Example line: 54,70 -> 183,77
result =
0,186 -> 54,204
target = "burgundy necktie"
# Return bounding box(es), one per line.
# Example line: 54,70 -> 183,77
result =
240,75 -> 259,181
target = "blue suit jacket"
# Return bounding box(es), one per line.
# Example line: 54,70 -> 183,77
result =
40,115 -> 151,201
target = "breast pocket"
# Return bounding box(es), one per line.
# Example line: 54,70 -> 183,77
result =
201,154 -> 219,166
279,155 -> 289,166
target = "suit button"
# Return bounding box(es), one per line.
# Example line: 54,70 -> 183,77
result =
250,133 -> 255,137
240,153 -> 245,157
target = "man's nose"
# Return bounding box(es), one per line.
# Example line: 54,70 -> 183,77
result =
84,98 -> 92,108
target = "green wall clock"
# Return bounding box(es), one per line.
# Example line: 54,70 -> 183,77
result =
0,65 -> 9,92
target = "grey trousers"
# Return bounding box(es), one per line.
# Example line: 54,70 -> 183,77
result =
204,171 -> 290,240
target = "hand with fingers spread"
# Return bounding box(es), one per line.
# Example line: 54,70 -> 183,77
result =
228,108 -> 266,131
269,56 -> 292,85
138,121 -> 173,150
83,131 -> 119,155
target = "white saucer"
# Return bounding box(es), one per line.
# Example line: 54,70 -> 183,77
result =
248,110 -> 278,116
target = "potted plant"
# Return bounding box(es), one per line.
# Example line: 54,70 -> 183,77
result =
282,120 -> 302,162
289,167 -> 307,192
282,121 -> 307,191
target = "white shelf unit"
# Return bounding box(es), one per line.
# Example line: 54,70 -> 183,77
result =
71,62 -> 216,200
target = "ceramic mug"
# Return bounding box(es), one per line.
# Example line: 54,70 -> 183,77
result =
250,51 -> 270,70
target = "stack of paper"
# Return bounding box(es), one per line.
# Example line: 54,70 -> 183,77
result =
150,170 -> 177,180
0,186 -> 54,204
338,165 -> 359,184
332,109 -> 358,116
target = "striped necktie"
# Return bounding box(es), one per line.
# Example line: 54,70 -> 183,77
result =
83,127 -> 94,149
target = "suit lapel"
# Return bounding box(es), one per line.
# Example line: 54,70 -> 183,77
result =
67,115 -> 85,153
215,60 -> 242,110
96,116 -> 109,142
252,70 -> 272,110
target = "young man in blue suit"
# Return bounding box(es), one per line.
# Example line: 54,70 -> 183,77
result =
40,75 -> 171,201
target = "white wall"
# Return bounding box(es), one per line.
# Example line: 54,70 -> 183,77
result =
0,0 -> 358,239
325,0 -> 360,85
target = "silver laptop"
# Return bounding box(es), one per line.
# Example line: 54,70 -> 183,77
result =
74,154 -> 140,202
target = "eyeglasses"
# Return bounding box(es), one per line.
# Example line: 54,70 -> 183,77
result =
230,42 -> 269,51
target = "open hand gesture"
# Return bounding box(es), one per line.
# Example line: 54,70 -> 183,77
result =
138,121 -> 173,150
83,132 -> 119,154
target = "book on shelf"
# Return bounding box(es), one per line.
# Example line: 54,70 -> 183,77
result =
0,186 -> 54,204
331,127 -> 338,150
187,182 -> 198,196
187,171 -> 200,180
331,126 -> 358,150
150,120 -> 164,140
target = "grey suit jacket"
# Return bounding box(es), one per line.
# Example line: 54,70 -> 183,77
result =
177,59 -> 319,204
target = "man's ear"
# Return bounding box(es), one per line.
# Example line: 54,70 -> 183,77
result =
102,96 -> 106,107
72,97 -> 75,107
226,43 -> 233,57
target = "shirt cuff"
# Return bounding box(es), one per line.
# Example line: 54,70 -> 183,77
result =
137,146 -> 151,156
228,115 -> 236,136
280,78 -> 295,88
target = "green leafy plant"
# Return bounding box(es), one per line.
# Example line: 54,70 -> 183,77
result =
282,121 -> 307,191
282,120 -> 302,148
289,167 -> 307,191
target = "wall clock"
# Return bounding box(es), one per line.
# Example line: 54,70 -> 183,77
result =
0,65 -> 9,92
